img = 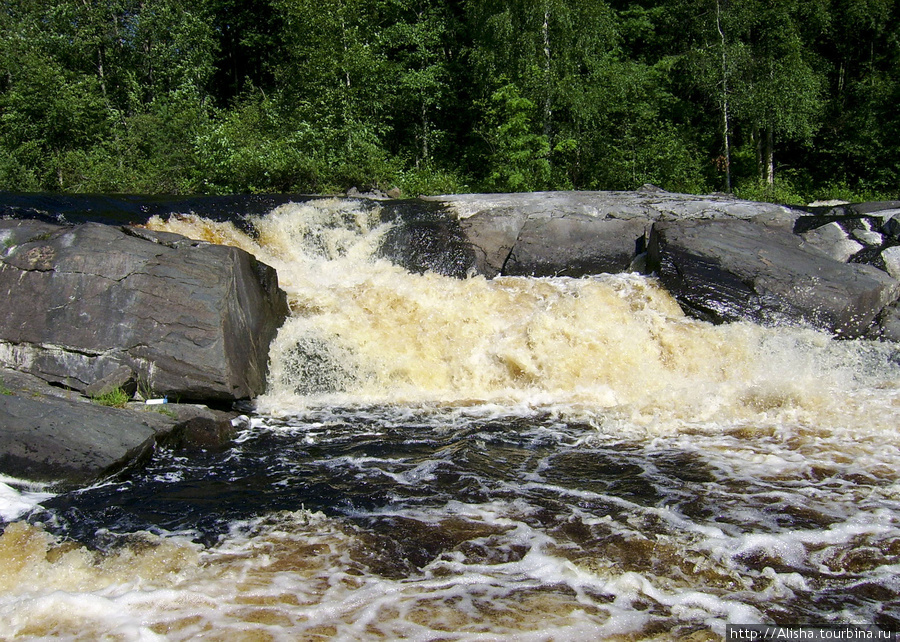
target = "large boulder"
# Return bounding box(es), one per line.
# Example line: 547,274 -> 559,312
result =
647,219 -> 900,338
0,220 -> 289,401
0,393 -> 162,485
432,190 -> 799,278
0,367 -> 246,485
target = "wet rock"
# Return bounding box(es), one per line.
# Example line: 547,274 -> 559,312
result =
647,219 -> 900,338
0,221 -> 289,401
0,393 -> 166,485
156,405 -> 243,452
378,216 -> 476,278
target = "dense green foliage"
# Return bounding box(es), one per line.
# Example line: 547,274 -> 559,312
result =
0,0 -> 897,201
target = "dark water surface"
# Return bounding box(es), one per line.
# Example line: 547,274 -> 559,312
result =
11,406 -> 899,639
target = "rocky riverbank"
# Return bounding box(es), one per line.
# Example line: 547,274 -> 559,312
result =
1,188 -> 899,488
0,214 -> 288,486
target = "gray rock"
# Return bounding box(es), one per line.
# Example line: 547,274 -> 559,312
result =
159,415 -> 238,452
877,302 -> 900,342
0,366 -> 88,401
458,210 -> 527,278
801,221 -> 864,262
850,202 -> 900,217
0,221 -> 289,401
0,393 -> 166,485
852,228 -> 884,246
647,219 -> 900,338
883,215 -> 900,240
883,246 -> 900,280
0,219 -> 62,248
0,367 -> 248,485
83,365 -> 136,399
503,214 -> 649,277
432,190 -> 801,279
428,190 -> 801,226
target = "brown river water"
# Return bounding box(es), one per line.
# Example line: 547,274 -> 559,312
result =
1,199 -> 899,640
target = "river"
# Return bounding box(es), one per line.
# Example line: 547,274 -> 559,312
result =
1,199 -> 899,640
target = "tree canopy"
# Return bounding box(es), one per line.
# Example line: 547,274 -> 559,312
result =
0,0 -> 897,202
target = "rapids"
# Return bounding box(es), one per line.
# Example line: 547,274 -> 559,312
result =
1,199 -> 899,640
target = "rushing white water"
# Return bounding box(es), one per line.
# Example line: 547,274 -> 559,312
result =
145,200 -> 900,430
1,199 -> 899,640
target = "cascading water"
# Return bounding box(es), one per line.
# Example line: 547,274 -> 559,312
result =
1,199 -> 899,640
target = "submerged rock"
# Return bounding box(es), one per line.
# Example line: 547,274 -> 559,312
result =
0,220 -> 289,401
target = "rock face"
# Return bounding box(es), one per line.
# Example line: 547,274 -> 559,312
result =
0,393 -> 163,484
0,367 -> 246,485
434,190 -> 799,278
0,220 -> 289,401
503,215 -> 649,277
647,219 -> 900,338
429,190 -> 900,339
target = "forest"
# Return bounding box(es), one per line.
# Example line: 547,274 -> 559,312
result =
0,0 -> 898,202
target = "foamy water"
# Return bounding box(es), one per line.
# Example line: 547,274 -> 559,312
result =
1,199 -> 899,640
